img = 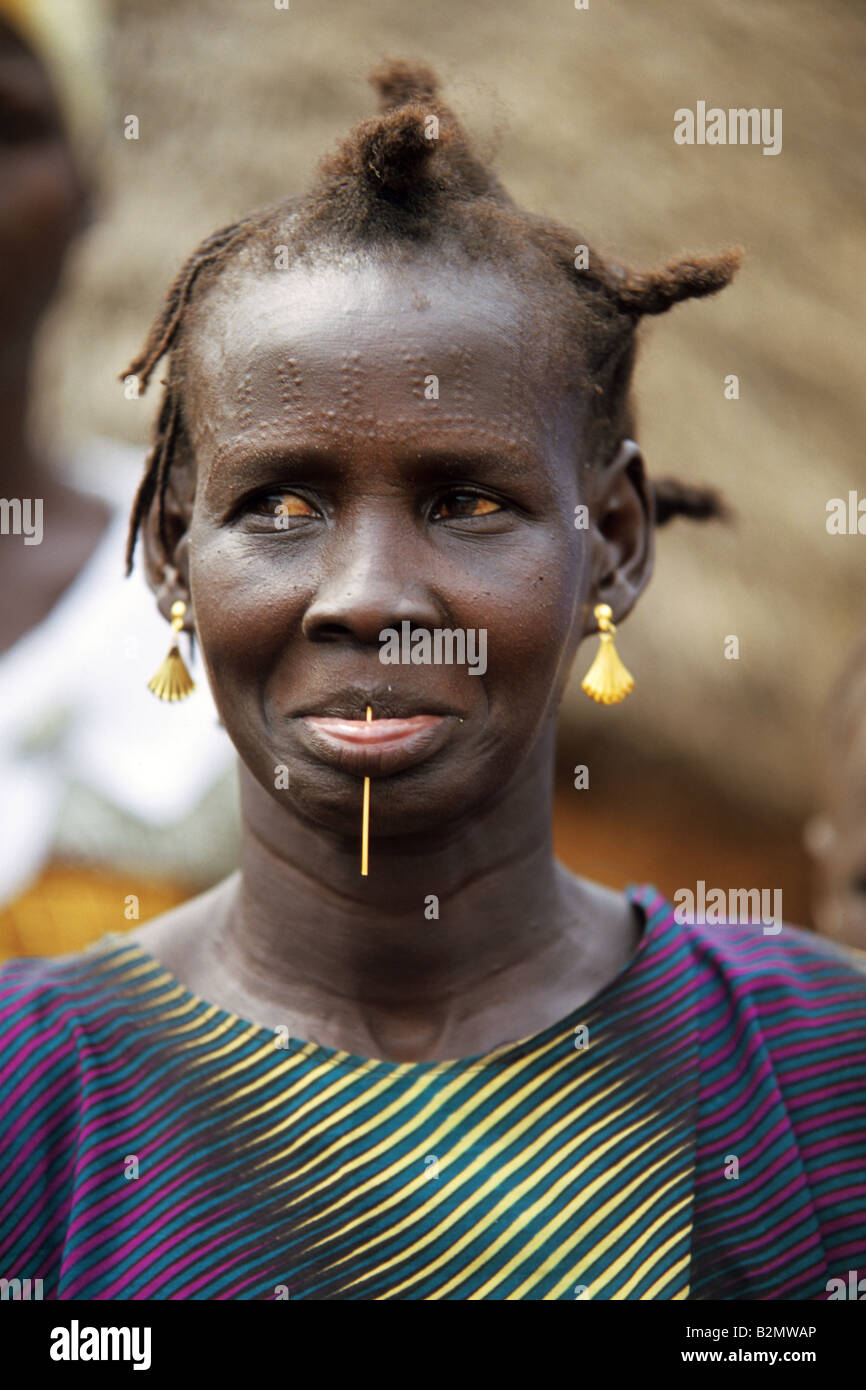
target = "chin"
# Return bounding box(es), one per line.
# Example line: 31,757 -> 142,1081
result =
256,756 -> 486,840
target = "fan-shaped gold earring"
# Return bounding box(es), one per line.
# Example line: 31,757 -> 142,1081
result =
581,603 -> 634,704
148,600 -> 196,701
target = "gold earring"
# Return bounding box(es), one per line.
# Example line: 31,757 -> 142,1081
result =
581,603 -> 634,704
147,600 -> 196,701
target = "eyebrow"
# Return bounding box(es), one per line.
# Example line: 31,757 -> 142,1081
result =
208,445 -> 342,482
207,441 -> 542,488
404,447 -> 540,485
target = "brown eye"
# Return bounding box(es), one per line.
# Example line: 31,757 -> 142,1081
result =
243,491 -> 320,529
273,493 -> 316,518
434,492 -> 502,519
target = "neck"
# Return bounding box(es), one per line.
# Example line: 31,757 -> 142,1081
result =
222,725 -> 576,1013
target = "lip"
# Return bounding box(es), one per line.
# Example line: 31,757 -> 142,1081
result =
299,712 -> 455,776
296,689 -> 457,721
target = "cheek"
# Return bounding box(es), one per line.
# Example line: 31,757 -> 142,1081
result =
494,518 -> 590,678
479,540 -> 582,692
187,526 -> 309,704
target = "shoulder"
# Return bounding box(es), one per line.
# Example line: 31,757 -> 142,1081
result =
125,874 -> 237,980
673,911 -> 866,1102
664,913 -> 866,1296
0,936 -> 165,1185
0,939 -> 131,1063
682,913 -> 866,1019
0,939 -> 148,1282
0,947 -> 91,1030
634,883 -> 865,1004
0,949 -> 109,1190
0,931 -> 171,1079
633,883 -> 866,1062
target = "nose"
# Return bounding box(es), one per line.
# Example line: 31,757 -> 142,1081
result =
301,514 -> 444,646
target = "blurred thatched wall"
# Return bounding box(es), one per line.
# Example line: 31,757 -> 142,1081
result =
35,0 -> 866,831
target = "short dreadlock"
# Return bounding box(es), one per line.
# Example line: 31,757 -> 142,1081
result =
122,58 -> 741,575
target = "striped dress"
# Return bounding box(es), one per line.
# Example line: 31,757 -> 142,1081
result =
0,885 -> 864,1300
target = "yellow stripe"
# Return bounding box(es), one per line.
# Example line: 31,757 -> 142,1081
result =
222,1044 -> 393,1122
302,1047 -> 632,1255
585,1195 -> 692,1299
286,1055 -> 547,1224
431,1122 -> 679,1301
278,1022 -> 594,1225
642,1251 -> 691,1300
246,1066 -> 442,1169
93,947 -> 157,985
431,1129 -> 687,1301
335,1075 -> 650,1292
510,1148 -> 691,1301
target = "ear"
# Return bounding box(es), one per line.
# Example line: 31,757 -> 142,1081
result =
582,438 -> 654,635
140,444 -> 196,632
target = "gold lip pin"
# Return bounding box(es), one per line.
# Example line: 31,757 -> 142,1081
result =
361,704 -> 372,876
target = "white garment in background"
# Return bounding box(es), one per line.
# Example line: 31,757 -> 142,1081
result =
0,439 -> 238,905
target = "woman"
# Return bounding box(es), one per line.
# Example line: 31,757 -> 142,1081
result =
1,61 -> 863,1301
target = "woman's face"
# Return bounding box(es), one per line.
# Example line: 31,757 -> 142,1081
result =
173,255 -> 644,837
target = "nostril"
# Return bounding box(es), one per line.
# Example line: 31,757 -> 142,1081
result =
302,579 -> 444,646
311,622 -> 359,642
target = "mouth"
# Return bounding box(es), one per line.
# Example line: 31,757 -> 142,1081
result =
306,713 -> 443,744
296,696 -> 459,776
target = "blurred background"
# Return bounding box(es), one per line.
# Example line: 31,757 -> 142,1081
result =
1,0 -> 864,956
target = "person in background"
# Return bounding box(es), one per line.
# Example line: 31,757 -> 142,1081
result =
0,2 -> 238,960
805,631 -> 866,952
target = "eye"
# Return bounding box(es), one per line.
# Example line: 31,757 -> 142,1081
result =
273,493 -> 317,518
246,491 -> 319,522
432,490 -> 502,520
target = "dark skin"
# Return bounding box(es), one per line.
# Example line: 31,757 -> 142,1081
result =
0,23 -> 109,656
131,255 -> 655,1063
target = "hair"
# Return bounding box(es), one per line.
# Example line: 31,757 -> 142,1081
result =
122,57 -> 741,575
